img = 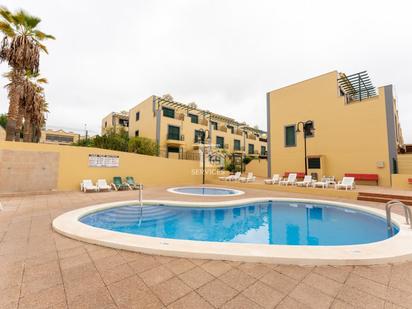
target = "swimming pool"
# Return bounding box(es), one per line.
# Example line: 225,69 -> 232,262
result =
79,200 -> 397,246
167,186 -> 244,196
53,198 -> 412,265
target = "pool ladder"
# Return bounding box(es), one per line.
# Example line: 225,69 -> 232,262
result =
138,184 -> 144,226
386,200 -> 412,236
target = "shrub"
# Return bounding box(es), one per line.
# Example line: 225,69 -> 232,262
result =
243,156 -> 253,165
0,113 -> 7,128
128,136 -> 159,156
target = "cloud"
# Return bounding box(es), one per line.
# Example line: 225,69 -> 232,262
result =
0,0 -> 411,142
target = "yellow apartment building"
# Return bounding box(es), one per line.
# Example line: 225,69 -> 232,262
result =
101,111 -> 129,134
40,129 -> 80,145
267,71 -> 404,187
127,96 -> 267,160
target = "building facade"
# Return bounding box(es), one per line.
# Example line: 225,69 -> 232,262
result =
101,111 -> 129,135
127,96 -> 267,160
266,71 -> 404,187
40,129 -> 80,145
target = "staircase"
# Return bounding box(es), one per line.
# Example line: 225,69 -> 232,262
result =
358,192 -> 412,206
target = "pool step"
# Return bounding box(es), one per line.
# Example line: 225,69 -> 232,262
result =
358,192 -> 412,206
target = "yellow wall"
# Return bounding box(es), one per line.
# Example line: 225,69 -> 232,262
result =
0,126 -> 5,141
391,174 -> 412,190
0,141 -> 202,192
40,129 -> 80,144
268,71 -> 394,186
246,159 -> 268,177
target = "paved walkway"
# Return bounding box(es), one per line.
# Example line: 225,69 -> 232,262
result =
1,186 -> 412,309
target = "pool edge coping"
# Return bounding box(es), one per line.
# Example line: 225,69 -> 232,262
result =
167,186 -> 245,196
52,197 -> 412,266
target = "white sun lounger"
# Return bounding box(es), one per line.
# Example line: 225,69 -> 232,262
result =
295,175 -> 314,187
335,177 -> 355,190
97,179 -> 111,191
239,172 -> 256,183
220,171 -> 241,181
279,173 -> 297,186
264,174 -> 280,184
80,179 -> 98,192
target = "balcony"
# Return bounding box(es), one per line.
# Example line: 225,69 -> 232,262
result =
247,134 -> 257,141
166,133 -> 185,146
217,126 -> 227,133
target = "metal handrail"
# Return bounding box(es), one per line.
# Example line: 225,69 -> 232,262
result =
385,200 -> 412,236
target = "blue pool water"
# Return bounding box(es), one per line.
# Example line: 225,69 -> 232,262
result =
170,187 -> 242,196
80,201 -> 398,246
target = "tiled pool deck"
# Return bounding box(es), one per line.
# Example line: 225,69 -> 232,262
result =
1,186 -> 412,309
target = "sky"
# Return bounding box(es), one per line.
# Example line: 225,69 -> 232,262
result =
1,0 -> 411,141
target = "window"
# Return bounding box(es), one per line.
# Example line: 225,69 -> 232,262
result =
135,112 -> 140,121
248,144 -> 254,154
261,146 -> 266,155
135,130 -> 139,137
308,157 -> 321,169
211,121 -> 218,130
234,139 -> 241,151
285,125 -> 296,147
188,113 -> 198,124
119,119 -> 128,127
167,125 -> 180,140
216,136 -> 224,148
227,125 -> 234,134
104,121 -> 107,128
194,130 -> 203,143
167,146 -> 180,153
162,107 -> 175,118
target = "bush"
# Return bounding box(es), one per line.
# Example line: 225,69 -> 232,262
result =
0,113 -> 7,128
128,136 -> 159,156
243,156 -> 253,165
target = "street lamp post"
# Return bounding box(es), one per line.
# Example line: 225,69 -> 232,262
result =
199,129 -> 210,184
296,120 -> 315,175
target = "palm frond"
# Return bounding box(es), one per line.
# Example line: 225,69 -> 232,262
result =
0,7 -> 13,23
33,30 -> 55,41
36,77 -> 48,84
0,21 -> 15,37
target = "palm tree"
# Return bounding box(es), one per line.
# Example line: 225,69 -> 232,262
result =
0,7 -> 54,141
4,70 -> 48,142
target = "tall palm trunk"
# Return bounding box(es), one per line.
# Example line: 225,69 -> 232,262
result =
5,98 -> 18,141
23,113 -> 32,142
14,101 -> 24,141
5,69 -> 24,141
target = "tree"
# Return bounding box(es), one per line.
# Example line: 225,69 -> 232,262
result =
128,136 -> 159,156
0,7 -> 55,141
92,128 -> 129,152
0,113 -> 7,128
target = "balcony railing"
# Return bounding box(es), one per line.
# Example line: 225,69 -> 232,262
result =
167,133 -> 185,141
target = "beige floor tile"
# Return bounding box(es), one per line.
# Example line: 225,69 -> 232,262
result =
59,252 -> 92,270
237,262 -> 271,279
165,258 -> 196,275
260,269 -> 299,294
274,265 -> 313,281
197,279 -> 238,308
68,286 -> 115,309
0,285 -> 20,308
140,265 -> 175,286
168,291 -> 214,309
94,252 -> 127,271
346,273 -> 387,299
337,285 -> 385,309
276,296 -> 311,309
61,262 -> 98,283
21,272 -> 62,297
353,264 -> 392,285
385,287 -> 412,309
115,289 -> 164,309
178,266 -> 215,289
242,281 -> 284,309
99,262 -> 135,285
290,283 -> 334,309
152,277 -> 192,305
201,260 -> 232,277
129,254 -> 161,273
221,294 -> 263,309
219,268 -> 257,291
23,260 -> 60,283
108,275 -> 149,305
64,272 -> 105,300
313,265 -> 352,283
330,299 -> 355,308
302,272 -> 343,297
18,284 -> 66,309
